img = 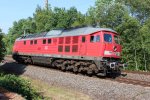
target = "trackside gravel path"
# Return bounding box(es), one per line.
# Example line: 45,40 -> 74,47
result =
1,62 -> 150,100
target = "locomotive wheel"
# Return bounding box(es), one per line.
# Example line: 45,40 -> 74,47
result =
97,68 -> 107,77
87,64 -> 98,75
61,61 -> 66,71
90,64 -> 98,74
78,67 -> 83,73
61,66 -> 66,71
73,67 -> 78,73
51,60 -> 57,68
87,68 -> 93,75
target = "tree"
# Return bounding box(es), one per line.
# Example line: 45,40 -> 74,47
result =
122,0 -> 150,24
116,16 -> 140,70
94,0 -> 129,28
139,19 -> 150,71
0,29 -> 6,62
85,7 -> 97,26
34,5 -> 52,32
120,0 -> 150,71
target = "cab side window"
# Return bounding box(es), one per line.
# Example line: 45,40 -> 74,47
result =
34,40 -> 37,44
43,39 -> 46,44
96,35 -> 100,42
82,36 -> 86,42
90,36 -> 95,42
48,39 -> 51,44
30,40 -> 33,45
90,35 -> 100,42
24,41 -> 26,45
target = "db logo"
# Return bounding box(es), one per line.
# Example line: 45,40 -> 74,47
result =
45,46 -> 48,50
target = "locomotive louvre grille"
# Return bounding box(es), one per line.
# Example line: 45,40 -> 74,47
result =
65,37 -> 71,44
59,37 -> 64,44
53,38 -> 57,44
58,45 -> 78,52
65,46 -> 70,52
58,45 -> 63,52
73,36 -> 78,44
72,45 -> 78,52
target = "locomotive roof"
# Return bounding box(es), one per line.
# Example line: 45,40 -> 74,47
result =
18,26 -> 117,40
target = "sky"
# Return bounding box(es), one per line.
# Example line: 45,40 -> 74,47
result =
0,0 -> 95,34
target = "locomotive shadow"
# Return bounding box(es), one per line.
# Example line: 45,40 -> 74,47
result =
108,74 -> 120,79
0,62 -> 27,75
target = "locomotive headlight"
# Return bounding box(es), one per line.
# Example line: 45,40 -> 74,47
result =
116,52 -> 120,56
104,51 -> 120,56
110,62 -> 116,68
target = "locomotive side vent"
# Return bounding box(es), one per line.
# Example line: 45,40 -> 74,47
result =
65,37 -> 71,44
58,45 -> 63,52
72,45 -> 78,52
65,46 -> 70,52
73,36 -> 78,44
59,37 -> 64,44
53,38 -> 57,44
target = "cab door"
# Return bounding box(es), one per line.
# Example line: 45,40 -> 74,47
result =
87,34 -> 100,56
80,36 -> 87,55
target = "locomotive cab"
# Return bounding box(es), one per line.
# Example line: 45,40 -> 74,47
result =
99,31 -> 126,75
103,32 -> 121,58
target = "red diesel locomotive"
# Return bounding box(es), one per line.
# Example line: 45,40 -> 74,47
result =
12,26 -> 126,76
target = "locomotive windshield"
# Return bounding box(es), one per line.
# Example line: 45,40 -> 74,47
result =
104,33 -> 112,43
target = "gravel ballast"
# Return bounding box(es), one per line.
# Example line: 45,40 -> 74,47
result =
1,62 -> 150,100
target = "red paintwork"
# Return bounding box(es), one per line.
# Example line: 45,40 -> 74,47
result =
13,31 -> 122,58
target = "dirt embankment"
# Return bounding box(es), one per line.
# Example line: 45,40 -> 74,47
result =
0,87 -> 24,100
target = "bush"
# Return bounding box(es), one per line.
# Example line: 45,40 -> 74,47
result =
0,73 -> 43,100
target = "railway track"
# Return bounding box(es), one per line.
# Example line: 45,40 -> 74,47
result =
122,70 -> 150,75
2,56 -> 150,87
113,78 -> 150,87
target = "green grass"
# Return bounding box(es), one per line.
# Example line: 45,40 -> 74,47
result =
23,76 -> 91,100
